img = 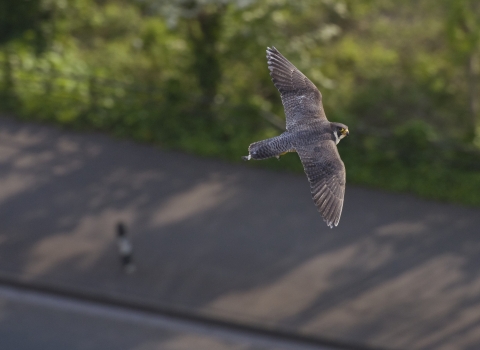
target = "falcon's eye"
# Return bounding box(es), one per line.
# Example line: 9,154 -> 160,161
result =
339,128 -> 345,133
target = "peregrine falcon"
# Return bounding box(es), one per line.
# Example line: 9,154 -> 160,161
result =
242,47 -> 349,228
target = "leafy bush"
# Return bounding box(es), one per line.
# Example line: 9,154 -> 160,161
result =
1,0 -> 479,206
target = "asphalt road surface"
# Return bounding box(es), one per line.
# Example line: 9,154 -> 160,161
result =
1,116 -> 480,350
0,284 -> 333,350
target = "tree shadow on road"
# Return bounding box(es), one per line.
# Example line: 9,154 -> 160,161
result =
1,117 -> 480,350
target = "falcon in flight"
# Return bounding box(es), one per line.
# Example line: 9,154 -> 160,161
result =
242,47 -> 349,228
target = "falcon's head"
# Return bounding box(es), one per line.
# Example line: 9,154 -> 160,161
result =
331,123 -> 349,145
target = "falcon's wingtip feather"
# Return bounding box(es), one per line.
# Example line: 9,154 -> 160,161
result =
266,46 -> 280,55
322,210 -> 341,229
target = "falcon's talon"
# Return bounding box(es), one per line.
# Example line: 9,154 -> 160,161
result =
242,155 -> 252,161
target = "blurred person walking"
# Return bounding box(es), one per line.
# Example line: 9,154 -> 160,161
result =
116,222 -> 136,274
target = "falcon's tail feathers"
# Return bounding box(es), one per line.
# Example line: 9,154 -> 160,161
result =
245,134 -> 294,161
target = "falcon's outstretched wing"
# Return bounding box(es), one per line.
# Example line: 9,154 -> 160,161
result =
266,47 -> 326,130
296,141 -> 346,228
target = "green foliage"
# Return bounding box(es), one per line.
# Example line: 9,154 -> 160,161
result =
1,0 -> 480,206
0,0 -> 53,51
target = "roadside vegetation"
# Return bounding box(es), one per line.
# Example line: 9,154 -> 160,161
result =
1,0 -> 480,205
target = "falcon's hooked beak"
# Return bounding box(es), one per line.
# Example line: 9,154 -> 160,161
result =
342,129 -> 349,137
